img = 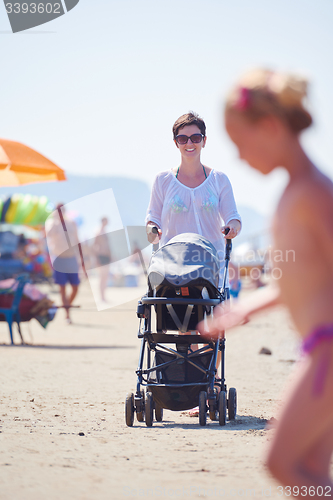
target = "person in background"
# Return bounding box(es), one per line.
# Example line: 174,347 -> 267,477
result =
228,262 -> 242,299
93,217 -> 112,304
46,203 -> 81,324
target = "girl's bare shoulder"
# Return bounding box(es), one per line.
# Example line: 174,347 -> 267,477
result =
281,170 -> 333,223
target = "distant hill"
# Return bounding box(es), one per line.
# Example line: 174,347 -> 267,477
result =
237,205 -> 270,237
236,205 -> 271,250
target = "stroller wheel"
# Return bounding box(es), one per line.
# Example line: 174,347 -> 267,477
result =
209,410 -> 217,421
218,391 -> 227,426
145,392 -> 154,427
137,411 -> 144,422
198,391 -> 207,426
228,387 -> 237,420
209,406 -> 218,421
125,393 -> 135,427
136,391 -> 145,422
209,388 -> 218,421
155,403 -> 163,422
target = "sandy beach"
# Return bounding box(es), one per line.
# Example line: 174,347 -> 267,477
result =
0,279 -> 314,500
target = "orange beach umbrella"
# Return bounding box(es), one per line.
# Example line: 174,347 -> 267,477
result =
0,138 -> 66,187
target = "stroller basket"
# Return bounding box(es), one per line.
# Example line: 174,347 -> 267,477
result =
147,342 -> 213,411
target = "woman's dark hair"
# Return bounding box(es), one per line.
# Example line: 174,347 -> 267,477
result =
173,112 -> 206,139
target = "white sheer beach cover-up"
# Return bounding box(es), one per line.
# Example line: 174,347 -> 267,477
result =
145,169 -> 241,287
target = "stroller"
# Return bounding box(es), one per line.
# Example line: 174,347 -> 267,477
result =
125,231 -> 237,427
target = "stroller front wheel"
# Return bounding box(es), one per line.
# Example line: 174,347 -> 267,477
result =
228,387 -> 237,420
218,391 -> 227,426
136,390 -> 145,422
137,410 -> 144,422
125,393 -> 135,427
199,391 -> 207,426
155,403 -> 163,422
145,392 -> 154,427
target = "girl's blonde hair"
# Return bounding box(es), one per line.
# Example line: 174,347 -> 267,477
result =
225,69 -> 313,133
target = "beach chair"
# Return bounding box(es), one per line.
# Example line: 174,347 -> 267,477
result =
0,275 -> 28,345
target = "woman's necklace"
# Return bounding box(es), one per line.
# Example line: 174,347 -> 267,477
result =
176,164 -> 207,179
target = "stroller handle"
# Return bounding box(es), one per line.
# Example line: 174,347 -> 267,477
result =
147,223 -> 159,235
220,227 -> 232,294
223,227 -> 232,262
141,297 -> 221,306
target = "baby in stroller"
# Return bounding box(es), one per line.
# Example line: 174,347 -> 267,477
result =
125,231 -> 237,427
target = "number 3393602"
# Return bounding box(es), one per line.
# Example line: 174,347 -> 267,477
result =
277,486 -> 332,497
5,3 -> 61,14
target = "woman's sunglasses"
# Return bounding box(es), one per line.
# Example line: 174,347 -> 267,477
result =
175,133 -> 204,145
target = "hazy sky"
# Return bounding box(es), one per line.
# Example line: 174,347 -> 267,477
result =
1,0 -> 332,216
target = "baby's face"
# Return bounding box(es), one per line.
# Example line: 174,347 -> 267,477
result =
225,111 -> 277,175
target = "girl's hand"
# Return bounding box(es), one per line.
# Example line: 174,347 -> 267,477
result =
198,302 -> 249,339
221,219 -> 241,239
198,285 -> 280,340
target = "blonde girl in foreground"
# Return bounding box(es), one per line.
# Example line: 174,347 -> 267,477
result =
199,69 -> 333,495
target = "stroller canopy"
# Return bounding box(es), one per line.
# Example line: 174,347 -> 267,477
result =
148,233 -> 220,291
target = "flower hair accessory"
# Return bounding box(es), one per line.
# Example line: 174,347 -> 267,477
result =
234,86 -> 251,110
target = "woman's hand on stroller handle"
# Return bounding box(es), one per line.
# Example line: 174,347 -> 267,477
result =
221,219 -> 241,240
146,222 -> 162,244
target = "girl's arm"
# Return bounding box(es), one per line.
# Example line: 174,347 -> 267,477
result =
198,285 -> 281,338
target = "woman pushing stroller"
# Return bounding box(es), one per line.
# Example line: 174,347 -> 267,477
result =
143,112 -> 241,418
124,113 -> 241,427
